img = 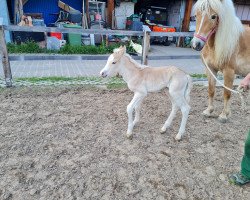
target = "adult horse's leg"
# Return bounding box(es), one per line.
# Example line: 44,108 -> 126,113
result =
203,68 -> 218,117
126,92 -> 146,139
218,68 -> 234,123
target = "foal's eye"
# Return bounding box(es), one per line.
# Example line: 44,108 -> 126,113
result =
211,15 -> 217,20
112,62 -> 116,64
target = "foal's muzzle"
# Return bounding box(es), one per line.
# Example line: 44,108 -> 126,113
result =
100,71 -> 107,78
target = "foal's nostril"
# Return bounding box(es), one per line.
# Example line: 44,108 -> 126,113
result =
101,71 -> 107,77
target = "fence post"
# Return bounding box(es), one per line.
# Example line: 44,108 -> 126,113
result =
0,18 -> 12,87
141,31 -> 150,65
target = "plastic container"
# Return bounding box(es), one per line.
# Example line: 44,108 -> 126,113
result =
68,10 -> 82,23
152,25 -> 175,32
63,24 -> 82,46
47,37 -> 61,50
32,19 -> 45,26
130,21 -> 143,31
50,32 -> 62,40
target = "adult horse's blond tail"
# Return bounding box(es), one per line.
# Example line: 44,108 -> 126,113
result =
185,75 -> 193,103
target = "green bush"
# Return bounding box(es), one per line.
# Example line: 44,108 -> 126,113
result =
7,41 -> 43,53
7,41 -> 136,55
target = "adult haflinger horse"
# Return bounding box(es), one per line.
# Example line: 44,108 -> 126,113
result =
100,46 -> 192,140
192,0 -> 250,122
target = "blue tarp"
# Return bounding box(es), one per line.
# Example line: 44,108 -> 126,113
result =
13,0 -> 83,25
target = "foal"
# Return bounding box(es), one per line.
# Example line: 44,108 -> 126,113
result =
100,46 -> 192,140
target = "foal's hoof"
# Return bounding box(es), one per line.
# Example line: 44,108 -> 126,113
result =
160,128 -> 166,134
126,133 -> 133,140
175,134 -> 182,141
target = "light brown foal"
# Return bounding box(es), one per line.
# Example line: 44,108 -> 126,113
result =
100,46 -> 192,140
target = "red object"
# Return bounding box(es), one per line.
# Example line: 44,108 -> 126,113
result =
50,32 -> 62,40
152,26 -> 176,32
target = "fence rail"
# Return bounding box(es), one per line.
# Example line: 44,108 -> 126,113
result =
0,20 -> 194,87
3,25 -> 194,37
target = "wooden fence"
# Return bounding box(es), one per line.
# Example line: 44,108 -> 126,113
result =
0,20 -> 194,87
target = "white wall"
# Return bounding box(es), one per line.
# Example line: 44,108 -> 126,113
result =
235,4 -> 250,21
167,0 -> 185,31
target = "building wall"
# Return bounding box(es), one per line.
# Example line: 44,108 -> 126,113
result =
0,0 -> 11,42
167,0 -> 185,31
11,0 -> 84,25
235,4 -> 250,21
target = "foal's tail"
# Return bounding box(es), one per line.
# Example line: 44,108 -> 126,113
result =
184,75 -> 193,103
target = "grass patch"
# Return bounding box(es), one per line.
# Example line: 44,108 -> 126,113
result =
191,74 -> 207,79
13,76 -> 126,88
15,76 -> 102,83
7,41 -> 136,55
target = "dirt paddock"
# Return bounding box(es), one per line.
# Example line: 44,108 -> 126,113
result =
0,85 -> 250,200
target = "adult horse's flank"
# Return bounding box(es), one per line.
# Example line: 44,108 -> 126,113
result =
100,46 -> 192,140
192,0 -> 250,122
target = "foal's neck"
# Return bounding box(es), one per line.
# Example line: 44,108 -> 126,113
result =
119,55 -> 140,83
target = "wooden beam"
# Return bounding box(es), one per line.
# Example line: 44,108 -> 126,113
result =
19,0 -> 24,17
141,31 -> 150,65
58,0 -> 77,12
182,0 -> 193,32
14,0 -> 18,24
178,0 -> 193,47
85,0 -> 89,25
3,24 -> 194,37
22,0 -> 29,5
107,0 -> 115,29
0,20 -> 12,87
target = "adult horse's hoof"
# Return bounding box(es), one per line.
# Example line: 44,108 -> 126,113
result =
202,108 -> 214,117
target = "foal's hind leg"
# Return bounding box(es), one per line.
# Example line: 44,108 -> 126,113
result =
169,91 -> 190,141
160,100 -> 178,134
176,100 -> 190,140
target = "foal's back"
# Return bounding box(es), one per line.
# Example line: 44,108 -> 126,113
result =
138,66 -> 189,92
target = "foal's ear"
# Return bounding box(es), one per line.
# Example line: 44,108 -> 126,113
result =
115,46 -> 126,55
120,46 -> 126,54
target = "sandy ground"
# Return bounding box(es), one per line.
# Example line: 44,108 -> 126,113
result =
0,85 -> 250,200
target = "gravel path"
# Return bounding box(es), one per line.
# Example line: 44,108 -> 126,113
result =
0,86 -> 249,200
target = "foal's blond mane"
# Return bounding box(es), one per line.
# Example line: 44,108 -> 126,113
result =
194,0 -> 243,65
124,53 -> 147,69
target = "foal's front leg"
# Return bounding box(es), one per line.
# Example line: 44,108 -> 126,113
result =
126,92 -> 146,139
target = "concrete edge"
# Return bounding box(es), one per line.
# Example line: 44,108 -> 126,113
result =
8,54 -> 200,61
